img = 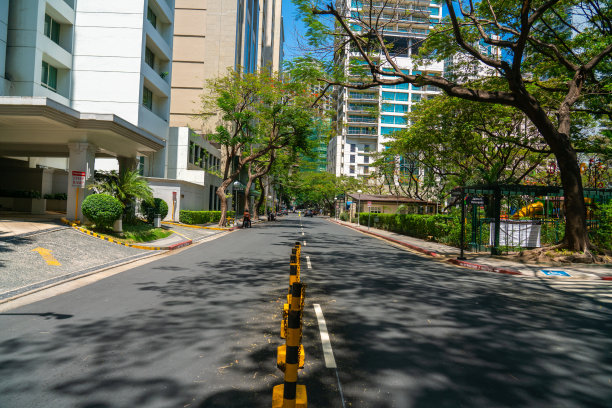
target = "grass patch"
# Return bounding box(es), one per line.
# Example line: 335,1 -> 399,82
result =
85,221 -> 173,244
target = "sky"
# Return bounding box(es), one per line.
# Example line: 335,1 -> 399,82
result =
281,0 -> 309,61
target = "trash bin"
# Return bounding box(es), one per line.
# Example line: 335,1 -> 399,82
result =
153,214 -> 161,228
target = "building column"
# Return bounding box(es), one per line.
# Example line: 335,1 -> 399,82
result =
118,156 -> 138,174
67,142 -> 96,221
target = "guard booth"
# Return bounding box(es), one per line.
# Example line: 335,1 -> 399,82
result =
451,184 -> 612,255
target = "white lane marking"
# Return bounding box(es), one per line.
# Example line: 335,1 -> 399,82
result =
306,256 -> 312,269
303,240 -> 307,246
302,231 -> 304,236
313,304 -> 336,368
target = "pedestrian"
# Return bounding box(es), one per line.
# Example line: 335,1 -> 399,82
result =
243,209 -> 251,228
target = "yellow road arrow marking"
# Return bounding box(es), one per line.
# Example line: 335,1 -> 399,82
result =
32,247 -> 61,266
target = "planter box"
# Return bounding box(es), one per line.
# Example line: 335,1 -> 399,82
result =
0,197 -> 48,214
46,199 -> 67,212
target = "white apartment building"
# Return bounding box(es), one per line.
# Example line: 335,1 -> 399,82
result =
328,0 -> 443,179
0,0 -> 174,220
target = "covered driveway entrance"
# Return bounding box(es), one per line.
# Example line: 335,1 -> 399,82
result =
0,97 -> 165,221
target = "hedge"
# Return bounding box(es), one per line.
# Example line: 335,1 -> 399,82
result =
141,198 -> 169,223
179,210 -> 235,225
358,212 -> 466,248
82,194 -> 123,229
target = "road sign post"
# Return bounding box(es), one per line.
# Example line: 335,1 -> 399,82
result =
71,171 -> 86,221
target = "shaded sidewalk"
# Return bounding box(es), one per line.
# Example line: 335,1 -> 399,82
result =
330,218 -> 612,280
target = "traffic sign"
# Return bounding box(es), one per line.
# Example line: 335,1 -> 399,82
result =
71,171 -> 86,188
367,201 -> 372,207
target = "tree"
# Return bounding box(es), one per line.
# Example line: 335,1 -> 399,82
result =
286,171 -> 369,213
377,95 -> 553,200
89,169 -> 153,224
199,69 -> 316,226
295,0 -> 612,253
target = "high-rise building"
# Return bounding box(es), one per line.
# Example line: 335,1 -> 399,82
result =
328,0 -> 443,179
156,0 -> 285,213
0,0 -> 174,220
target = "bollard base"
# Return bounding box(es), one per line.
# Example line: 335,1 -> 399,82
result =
277,345 -> 305,371
272,384 -> 307,408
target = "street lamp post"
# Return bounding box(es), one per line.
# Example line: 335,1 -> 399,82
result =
357,189 -> 362,225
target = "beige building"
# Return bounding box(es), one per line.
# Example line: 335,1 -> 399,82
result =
170,0 -> 284,132
154,0 -> 285,214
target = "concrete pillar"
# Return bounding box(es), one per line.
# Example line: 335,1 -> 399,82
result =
118,156 -> 138,174
67,142 -> 96,221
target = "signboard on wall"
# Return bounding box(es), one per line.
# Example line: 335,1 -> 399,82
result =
71,171 -> 86,188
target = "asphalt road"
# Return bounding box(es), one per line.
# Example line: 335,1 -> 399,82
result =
1,215 -> 611,407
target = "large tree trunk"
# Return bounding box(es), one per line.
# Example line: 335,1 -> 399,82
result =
243,176 -> 254,213
216,177 -> 233,227
254,176 -> 266,219
521,100 -> 589,251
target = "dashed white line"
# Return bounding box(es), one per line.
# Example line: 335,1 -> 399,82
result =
313,304 -> 336,368
303,240 -> 306,246
306,256 -> 312,269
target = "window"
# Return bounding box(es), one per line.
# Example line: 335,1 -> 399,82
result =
350,155 -> 355,163
349,165 -> 355,174
381,127 -> 402,135
41,61 -> 57,91
364,144 -> 370,152
189,142 -> 195,164
364,156 -> 369,164
44,14 -> 60,44
370,206 -> 381,213
411,93 -> 421,102
363,166 -> 369,175
147,7 -> 157,29
142,86 -> 153,110
145,47 -> 155,69
350,144 -> 356,152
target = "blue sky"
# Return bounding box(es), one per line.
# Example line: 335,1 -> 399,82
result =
282,0 -> 308,61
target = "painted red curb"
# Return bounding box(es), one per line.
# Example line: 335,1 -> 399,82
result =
330,219 -> 440,257
329,219 -> 524,276
166,240 -> 193,250
601,276 -> 612,281
446,258 -> 522,275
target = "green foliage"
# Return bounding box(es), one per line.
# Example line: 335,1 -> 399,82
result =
43,193 -> 67,200
179,210 -> 236,225
592,201 -> 612,250
90,169 -> 153,208
358,211 -> 467,248
141,198 -> 169,224
286,171 -> 371,211
82,194 -> 123,230
0,189 -> 41,198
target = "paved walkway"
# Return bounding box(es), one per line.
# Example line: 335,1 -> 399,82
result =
0,212 -> 66,237
331,218 -> 612,280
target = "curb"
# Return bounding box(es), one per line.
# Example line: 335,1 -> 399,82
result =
329,219 -> 612,281
162,220 -> 233,231
329,219 -> 528,278
61,218 -> 192,250
445,258 -> 522,275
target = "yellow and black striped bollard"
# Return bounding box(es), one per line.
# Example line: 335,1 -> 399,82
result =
273,284 -> 307,407
278,282 -> 305,371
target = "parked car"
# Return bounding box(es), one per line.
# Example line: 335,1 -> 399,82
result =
305,209 -> 314,217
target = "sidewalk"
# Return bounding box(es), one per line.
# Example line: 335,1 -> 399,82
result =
330,219 -> 612,280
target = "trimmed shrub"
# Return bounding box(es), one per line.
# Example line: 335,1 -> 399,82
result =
592,200 -> 612,251
359,212 -> 465,248
339,212 -> 349,221
141,198 -> 169,223
82,194 -> 123,229
179,210 -> 235,225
